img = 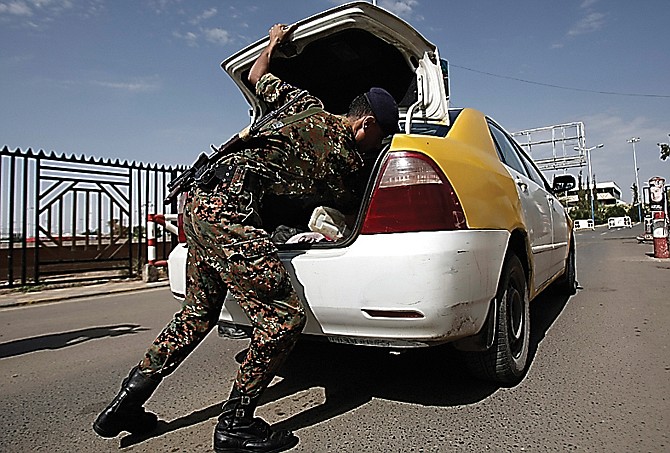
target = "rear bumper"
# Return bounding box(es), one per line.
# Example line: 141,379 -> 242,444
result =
218,230 -> 509,346
167,243 -> 188,299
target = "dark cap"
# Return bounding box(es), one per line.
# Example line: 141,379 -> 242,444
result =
365,87 -> 400,136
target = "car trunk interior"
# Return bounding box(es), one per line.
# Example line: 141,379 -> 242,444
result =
249,28 -> 418,246
260,147 -> 385,247
241,28 -> 418,115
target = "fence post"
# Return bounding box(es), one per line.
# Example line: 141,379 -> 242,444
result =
1,147 -> 187,288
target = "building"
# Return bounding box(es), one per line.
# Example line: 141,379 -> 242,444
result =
562,181 -> 625,208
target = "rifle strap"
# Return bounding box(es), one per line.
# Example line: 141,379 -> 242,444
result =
257,106 -> 324,135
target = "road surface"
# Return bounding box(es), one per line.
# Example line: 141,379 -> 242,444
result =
0,224 -> 667,452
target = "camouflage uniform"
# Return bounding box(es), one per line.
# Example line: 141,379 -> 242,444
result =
138,73 -> 363,397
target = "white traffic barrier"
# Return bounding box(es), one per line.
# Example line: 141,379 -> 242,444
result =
574,219 -> 594,230
607,216 -> 632,229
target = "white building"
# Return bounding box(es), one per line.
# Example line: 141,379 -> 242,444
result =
562,181 -> 625,208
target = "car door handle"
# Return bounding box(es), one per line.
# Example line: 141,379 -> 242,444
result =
516,180 -> 528,193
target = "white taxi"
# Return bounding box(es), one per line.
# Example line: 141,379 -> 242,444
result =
168,2 -> 576,385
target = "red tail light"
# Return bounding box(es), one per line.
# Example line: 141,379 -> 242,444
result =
361,151 -> 467,234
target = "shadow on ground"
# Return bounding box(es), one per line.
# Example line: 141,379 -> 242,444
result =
121,288 -> 573,447
0,324 -> 149,359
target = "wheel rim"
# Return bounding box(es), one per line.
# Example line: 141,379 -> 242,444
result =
507,284 -> 524,357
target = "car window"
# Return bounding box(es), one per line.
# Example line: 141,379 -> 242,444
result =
488,123 -> 528,177
404,110 -> 462,137
515,145 -> 550,190
409,123 -> 451,136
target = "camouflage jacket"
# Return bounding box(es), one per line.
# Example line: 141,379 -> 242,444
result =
227,73 -> 363,207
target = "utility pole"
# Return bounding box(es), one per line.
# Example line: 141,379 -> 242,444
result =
627,137 -> 642,223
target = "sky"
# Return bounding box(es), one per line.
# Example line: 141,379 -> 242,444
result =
1,0 -> 669,202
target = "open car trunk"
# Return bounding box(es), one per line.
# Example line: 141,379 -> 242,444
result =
259,144 -> 386,248
244,27 -> 416,116
220,1 -> 450,247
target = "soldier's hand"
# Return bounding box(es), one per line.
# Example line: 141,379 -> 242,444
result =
269,23 -> 298,46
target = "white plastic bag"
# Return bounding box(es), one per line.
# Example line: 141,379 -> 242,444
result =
308,206 -> 349,241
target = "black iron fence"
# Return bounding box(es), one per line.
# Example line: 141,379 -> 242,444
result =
0,146 -> 186,287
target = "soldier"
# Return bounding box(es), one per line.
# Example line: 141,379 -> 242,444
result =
93,23 -> 399,453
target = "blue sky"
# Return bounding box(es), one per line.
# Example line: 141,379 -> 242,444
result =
1,0 -> 668,202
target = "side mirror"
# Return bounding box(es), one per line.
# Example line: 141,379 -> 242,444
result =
552,174 -> 576,193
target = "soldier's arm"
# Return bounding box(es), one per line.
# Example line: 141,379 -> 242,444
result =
248,23 -> 297,87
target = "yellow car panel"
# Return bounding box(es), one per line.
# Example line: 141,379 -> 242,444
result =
390,108 -> 525,232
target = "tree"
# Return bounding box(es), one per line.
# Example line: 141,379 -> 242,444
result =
570,170 -> 592,220
631,183 -> 641,207
108,219 -> 129,237
591,173 -> 599,219
660,143 -> 670,161
132,225 -> 145,239
630,183 -> 643,222
604,204 -> 627,218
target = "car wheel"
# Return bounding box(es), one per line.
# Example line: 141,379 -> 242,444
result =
554,242 -> 577,295
466,253 -> 530,386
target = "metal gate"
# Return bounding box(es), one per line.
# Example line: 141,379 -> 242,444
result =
0,146 -> 185,287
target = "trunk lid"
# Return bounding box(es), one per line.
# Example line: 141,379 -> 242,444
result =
221,1 -> 449,128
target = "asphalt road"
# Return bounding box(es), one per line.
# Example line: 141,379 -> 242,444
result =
0,224 -> 668,452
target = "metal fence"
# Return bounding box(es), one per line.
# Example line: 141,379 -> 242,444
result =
0,146 -> 186,287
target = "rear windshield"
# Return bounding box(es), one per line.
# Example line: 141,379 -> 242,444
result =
403,109 -> 462,137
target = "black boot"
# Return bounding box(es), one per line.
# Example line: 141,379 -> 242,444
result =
93,367 -> 162,438
213,387 -> 298,453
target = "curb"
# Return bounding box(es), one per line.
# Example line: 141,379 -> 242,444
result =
0,280 -> 171,309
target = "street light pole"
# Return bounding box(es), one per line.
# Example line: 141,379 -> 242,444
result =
574,143 -> 604,224
627,137 -> 642,223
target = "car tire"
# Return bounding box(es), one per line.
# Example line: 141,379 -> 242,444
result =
554,242 -> 577,295
465,253 -> 530,386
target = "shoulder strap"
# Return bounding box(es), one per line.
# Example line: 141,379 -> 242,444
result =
257,106 -> 324,134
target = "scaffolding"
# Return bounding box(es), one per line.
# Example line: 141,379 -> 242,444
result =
511,122 -> 586,171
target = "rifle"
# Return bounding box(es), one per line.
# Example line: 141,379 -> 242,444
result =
164,90 -> 308,205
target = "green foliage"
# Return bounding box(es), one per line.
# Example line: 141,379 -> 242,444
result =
603,204 -> 628,219
570,170 -> 598,222
108,219 -> 129,237
660,143 -> 670,161
18,284 -> 45,293
132,225 -> 145,239
625,204 -> 647,222
570,206 -> 591,221
631,183 -> 640,206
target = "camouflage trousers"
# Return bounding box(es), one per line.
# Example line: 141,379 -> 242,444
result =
139,181 -> 306,397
